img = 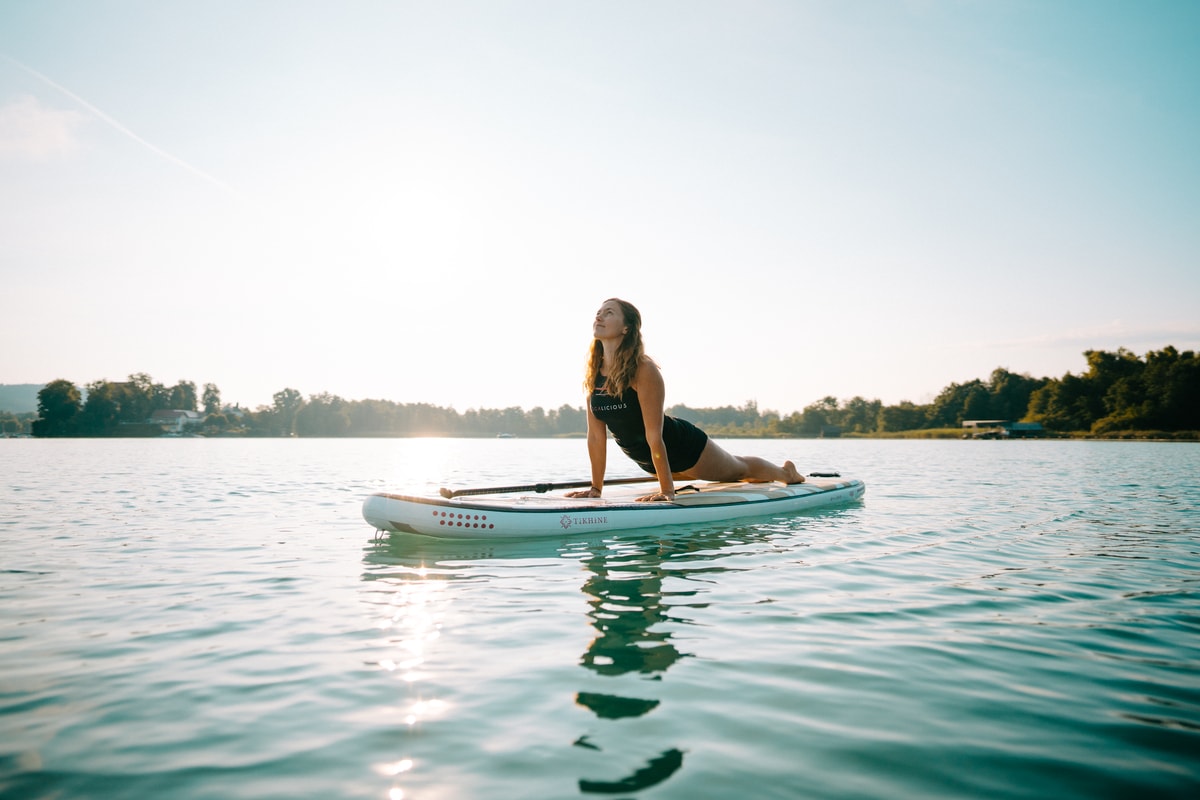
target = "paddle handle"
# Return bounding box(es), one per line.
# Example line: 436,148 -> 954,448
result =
439,476 -> 657,499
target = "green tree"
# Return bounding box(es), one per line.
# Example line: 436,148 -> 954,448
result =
797,397 -> 839,436
961,383 -> 992,422
926,380 -> 988,427
878,401 -> 927,433
202,383 -> 222,416
1022,348 -> 1200,433
295,392 -> 350,436
840,396 -> 881,434
32,379 -> 82,436
553,404 -> 586,435
1148,348 -> 1200,430
989,368 -> 1045,421
1027,373 -> 1094,431
774,411 -> 800,436
168,380 -> 198,411
1090,346 -> 1200,432
347,399 -> 392,435
78,380 -> 123,434
123,373 -> 164,422
6,412 -> 35,435
669,402 -> 764,433
267,388 -> 303,436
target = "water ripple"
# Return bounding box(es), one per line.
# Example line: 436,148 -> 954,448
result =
2,438 -> 1198,799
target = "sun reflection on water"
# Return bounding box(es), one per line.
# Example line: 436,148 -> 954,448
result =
364,560 -> 453,800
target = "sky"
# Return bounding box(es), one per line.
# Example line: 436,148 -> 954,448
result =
2,0 -> 1198,415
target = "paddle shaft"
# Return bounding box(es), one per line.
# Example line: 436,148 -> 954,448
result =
440,476 -> 657,499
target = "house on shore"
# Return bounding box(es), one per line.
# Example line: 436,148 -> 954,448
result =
149,409 -> 205,434
962,420 -> 1045,439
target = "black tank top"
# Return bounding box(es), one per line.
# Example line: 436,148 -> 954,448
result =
590,377 -> 708,473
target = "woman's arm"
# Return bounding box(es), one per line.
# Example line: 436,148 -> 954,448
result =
565,404 -> 608,498
634,360 -> 675,501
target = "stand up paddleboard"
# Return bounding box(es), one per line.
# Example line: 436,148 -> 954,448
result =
363,473 -> 865,539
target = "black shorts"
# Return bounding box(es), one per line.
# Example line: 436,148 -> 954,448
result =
625,416 -> 709,475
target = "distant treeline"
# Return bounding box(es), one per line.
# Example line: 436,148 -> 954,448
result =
15,347 -> 1200,438
775,346 -> 1197,437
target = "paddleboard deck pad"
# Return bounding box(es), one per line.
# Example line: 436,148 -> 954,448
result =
363,474 -> 865,539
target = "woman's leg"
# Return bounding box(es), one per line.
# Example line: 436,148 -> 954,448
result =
676,440 -> 805,484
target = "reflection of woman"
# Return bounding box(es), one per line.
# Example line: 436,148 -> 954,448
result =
566,298 -> 806,503
578,547 -> 683,679
575,541 -> 686,793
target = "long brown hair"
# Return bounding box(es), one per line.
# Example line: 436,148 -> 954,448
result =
585,298 -> 646,397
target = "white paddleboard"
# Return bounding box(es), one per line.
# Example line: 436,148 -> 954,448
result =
362,474 -> 865,539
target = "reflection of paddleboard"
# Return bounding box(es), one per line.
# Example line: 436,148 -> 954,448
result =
362,474 -> 865,539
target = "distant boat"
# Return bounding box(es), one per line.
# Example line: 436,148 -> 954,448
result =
496,433 -> 516,439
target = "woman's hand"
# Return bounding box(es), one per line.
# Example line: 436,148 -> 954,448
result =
636,491 -> 674,503
565,487 -> 601,499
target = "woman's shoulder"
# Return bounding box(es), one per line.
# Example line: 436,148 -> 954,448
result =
632,356 -> 664,387
634,354 -> 660,372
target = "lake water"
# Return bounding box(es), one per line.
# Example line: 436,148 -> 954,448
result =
1,437 -> 1198,799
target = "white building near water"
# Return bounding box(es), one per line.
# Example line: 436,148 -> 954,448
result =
149,410 -> 205,433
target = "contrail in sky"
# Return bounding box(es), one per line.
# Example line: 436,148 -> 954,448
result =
2,53 -> 237,196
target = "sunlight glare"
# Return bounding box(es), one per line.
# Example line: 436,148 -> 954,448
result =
378,759 -> 413,777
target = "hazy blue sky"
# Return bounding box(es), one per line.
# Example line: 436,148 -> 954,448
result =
2,1 -> 1197,414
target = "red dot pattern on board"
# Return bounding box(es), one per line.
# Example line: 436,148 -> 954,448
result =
434,510 -> 495,529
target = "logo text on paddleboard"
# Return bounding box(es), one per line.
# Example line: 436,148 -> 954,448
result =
560,514 -> 608,530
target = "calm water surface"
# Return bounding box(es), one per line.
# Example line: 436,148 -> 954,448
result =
1,438 -> 1198,799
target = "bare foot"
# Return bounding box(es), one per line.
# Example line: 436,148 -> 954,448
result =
782,461 -> 805,484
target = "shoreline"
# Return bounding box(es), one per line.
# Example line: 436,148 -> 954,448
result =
6,431 -> 1198,442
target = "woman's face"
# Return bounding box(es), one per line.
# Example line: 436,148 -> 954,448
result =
593,300 -> 628,341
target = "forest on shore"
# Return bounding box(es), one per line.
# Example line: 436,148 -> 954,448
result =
7,346 -> 1198,440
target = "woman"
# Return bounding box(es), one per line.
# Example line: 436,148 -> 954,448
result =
566,298 -> 805,503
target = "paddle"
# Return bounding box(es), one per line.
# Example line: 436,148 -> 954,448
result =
439,476 -> 657,499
